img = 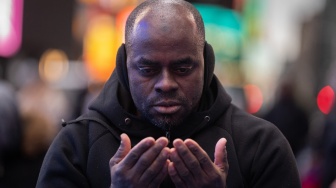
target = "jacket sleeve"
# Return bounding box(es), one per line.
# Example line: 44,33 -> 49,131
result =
36,123 -> 90,188
232,108 -> 302,188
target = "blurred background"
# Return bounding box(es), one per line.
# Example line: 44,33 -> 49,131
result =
0,0 -> 335,187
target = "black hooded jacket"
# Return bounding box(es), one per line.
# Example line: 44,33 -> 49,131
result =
37,41 -> 301,187
37,67 -> 301,187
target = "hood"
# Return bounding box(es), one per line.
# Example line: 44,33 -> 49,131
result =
89,43 -> 232,143
88,69 -> 232,143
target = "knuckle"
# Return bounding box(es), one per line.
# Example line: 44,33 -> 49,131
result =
198,156 -> 209,164
112,168 -> 128,183
180,169 -> 190,177
145,168 -> 156,177
189,145 -> 198,153
128,152 -> 140,161
179,149 -> 189,157
189,159 -> 199,169
138,157 -> 151,167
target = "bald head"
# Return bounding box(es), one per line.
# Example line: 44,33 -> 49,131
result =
125,0 -> 205,50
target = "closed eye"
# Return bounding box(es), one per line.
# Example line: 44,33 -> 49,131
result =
138,66 -> 160,76
171,57 -> 196,75
173,66 -> 193,75
136,57 -> 160,76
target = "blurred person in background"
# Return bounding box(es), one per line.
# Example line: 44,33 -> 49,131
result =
263,81 -> 309,157
37,0 -> 300,187
320,102 -> 336,188
296,0 -> 336,187
0,81 -> 22,187
319,59 -> 336,187
0,64 -> 71,187
0,80 -> 60,187
0,110 -> 54,188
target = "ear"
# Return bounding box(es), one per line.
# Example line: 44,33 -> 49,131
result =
116,43 -> 130,92
203,41 -> 215,88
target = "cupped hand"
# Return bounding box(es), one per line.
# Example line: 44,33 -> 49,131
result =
109,134 -> 170,188
168,138 -> 228,188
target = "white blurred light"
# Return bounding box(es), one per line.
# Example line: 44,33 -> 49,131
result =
0,0 -> 12,40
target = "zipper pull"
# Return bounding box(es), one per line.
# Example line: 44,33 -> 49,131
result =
165,125 -> 171,143
165,130 -> 171,143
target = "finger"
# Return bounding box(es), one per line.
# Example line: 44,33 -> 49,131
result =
148,149 -> 170,187
120,136 -> 156,170
184,139 -> 214,176
173,139 -> 205,179
109,133 -> 131,167
186,138 -> 228,187
138,137 -> 169,182
170,140 -> 194,183
168,149 -> 186,188
214,138 -> 228,172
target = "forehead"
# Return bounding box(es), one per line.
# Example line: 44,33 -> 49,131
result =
128,5 -> 200,53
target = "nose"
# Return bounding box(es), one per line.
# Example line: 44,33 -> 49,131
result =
154,70 -> 178,93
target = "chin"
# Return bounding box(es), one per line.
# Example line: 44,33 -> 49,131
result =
150,115 -> 183,130
141,106 -> 190,130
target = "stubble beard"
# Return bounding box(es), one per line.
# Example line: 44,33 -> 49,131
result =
139,97 -> 190,131
153,115 -> 179,131
141,106 -> 182,131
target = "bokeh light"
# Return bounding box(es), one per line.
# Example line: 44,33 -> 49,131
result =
39,49 -> 69,84
244,84 -> 263,114
195,4 -> 242,64
83,15 -> 118,82
115,5 -> 135,44
317,85 -> 335,115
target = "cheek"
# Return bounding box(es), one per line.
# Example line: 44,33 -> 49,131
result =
128,76 -> 152,106
182,76 -> 204,102
129,78 -> 143,97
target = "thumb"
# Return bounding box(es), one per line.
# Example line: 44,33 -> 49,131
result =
214,138 -> 229,173
109,133 -> 131,166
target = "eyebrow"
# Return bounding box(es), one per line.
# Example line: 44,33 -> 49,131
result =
171,57 -> 195,65
137,57 -> 195,65
137,57 -> 159,65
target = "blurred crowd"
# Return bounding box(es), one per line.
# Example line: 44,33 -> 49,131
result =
1,0 -> 336,187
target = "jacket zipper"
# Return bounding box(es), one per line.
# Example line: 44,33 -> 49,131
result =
165,125 -> 171,143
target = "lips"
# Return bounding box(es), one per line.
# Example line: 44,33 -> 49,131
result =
152,101 -> 182,114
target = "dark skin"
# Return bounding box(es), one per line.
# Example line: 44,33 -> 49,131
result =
110,134 -> 228,188
109,2 -> 228,188
110,134 -> 170,187
127,5 -> 205,130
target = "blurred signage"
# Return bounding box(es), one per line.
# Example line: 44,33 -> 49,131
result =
0,0 -> 23,58
194,3 -> 242,64
83,15 -> 118,82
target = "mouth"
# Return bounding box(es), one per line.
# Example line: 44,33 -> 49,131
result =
152,101 -> 182,114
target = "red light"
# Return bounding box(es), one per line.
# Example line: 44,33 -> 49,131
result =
244,84 -> 263,114
317,86 -> 335,114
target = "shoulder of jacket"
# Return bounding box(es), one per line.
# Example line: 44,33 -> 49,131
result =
61,116 -> 121,147
230,105 -> 277,133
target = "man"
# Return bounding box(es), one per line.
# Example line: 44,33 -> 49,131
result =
37,0 -> 301,187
